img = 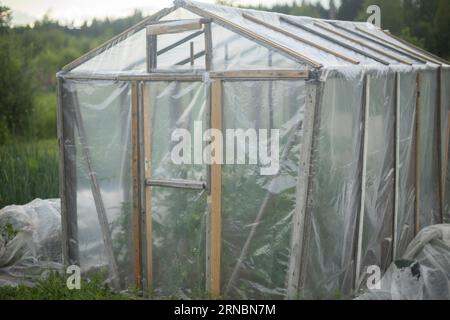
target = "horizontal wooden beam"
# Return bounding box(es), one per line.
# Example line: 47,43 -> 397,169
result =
146,178 -> 206,190
210,69 -> 309,79
147,19 -> 205,35
61,69 -> 311,81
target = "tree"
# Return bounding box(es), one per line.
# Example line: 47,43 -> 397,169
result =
337,0 -> 364,20
0,4 -> 34,143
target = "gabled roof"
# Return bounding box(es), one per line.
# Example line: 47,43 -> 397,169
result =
61,0 -> 449,74
177,0 -> 448,69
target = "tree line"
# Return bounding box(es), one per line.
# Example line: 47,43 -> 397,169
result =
0,0 -> 448,144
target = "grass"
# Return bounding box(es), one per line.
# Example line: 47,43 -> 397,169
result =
0,272 -> 131,300
0,139 -> 59,208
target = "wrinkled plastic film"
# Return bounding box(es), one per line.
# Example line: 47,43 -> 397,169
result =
396,71 -> 418,256
63,80 -> 134,288
221,80 -> 305,299
360,72 -> 395,277
418,69 -> 441,227
301,70 -> 364,299
441,68 -> 450,222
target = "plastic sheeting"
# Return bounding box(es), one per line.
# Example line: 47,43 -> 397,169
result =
62,79 -> 134,289
221,80 -> 305,299
356,224 -> 450,300
57,0 -> 450,300
0,199 -> 62,286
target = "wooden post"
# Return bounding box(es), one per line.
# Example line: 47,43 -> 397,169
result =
437,67 -> 444,223
355,74 -> 370,291
210,79 -> 222,298
142,83 -> 153,292
286,79 -> 319,299
146,32 -> 157,72
57,77 -> 79,266
204,21 -> 213,71
393,73 -> 400,260
415,73 -> 421,235
131,82 -> 142,289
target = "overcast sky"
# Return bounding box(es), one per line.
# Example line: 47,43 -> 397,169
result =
3,0 -> 333,26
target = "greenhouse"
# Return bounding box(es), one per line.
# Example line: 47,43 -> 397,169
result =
56,0 -> 450,299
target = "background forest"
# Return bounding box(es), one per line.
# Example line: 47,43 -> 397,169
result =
0,0 -> 449,208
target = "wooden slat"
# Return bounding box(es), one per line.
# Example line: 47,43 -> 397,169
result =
353,27 -> 429,64
142,83 -> 153,292
393,72 -> 400,260
331,23 -> 426,64
180,1 -> 323,68
355,74 -> 370,290
147,19 -> 203,35
415,73 -> 421,235
204,22 -> 213,71
314,22 -> 413,65
280,16 -> 389,65
382,30 -> 449,65
146,178 -> 205,190
242,13 -> 359,65
286,80 -> 319,299
210,79 -> 222,298
57,78 -> 79,266
131,82 -> 142,289
210,70 -> 309,79
61,70 -> 311,82
437,68 -> 444,223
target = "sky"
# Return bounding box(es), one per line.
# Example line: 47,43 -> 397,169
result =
3,0 -> 333,26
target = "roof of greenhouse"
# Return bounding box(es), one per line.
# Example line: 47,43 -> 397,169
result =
62,0 -> 450,75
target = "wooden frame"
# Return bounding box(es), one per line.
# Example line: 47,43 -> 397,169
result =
57,77 -> 79,266
415,73 -> 421,235
437,67 -> 444,223
314,22 -> 413,65
131,82 -> 142,289
210,79 -> 222,298
146,19 -> 204,35
330,24 -> 427,64
62,6 -> 178,72
354,74 -> 371,290
353,26 -> 429,64
286,79 -> 321,299
393,72 -> 400,260
178,0 -> 323,68
242,13 -> 359,65
279,16 -> 388,65
141,83 -> 153,292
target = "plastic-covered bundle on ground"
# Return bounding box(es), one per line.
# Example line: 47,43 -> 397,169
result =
0,199 -> 63,286
356,224 -> 450,300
